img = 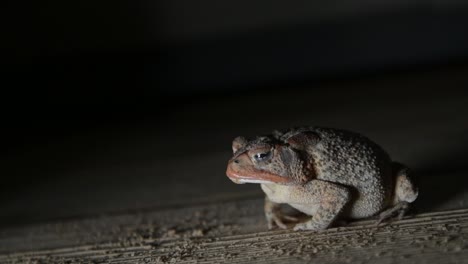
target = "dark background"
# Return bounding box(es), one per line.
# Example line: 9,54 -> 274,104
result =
2,1 -> 468,228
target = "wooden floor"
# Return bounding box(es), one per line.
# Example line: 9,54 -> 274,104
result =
1,198 -> 468,263
2,64 -> 468,263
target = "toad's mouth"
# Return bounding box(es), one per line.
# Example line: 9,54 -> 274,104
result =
226,163 -> 292,184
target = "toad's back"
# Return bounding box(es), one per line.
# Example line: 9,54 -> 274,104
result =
308,127 -> 393,219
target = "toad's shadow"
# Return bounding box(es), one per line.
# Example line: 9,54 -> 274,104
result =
411,146 -> 468,213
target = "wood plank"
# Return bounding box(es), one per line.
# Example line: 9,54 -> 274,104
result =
1,199 -> 467,263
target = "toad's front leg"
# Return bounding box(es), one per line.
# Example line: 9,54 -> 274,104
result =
264,196 -> 299,229
292,180 -> 351,231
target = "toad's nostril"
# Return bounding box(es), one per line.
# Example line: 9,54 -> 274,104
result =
234,159 -> 240,164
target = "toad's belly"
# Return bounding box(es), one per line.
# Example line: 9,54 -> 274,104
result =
288,203 -> 320,216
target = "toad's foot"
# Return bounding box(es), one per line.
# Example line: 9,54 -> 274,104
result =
375,201 -> 409,226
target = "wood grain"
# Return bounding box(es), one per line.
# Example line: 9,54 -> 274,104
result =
0,198 -> 467,263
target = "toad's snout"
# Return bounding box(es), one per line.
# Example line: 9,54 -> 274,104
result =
226,153 -> 253,184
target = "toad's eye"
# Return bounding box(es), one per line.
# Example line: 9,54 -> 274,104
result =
254,151 -> 271,161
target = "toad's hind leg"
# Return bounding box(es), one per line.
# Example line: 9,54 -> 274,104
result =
377,162 -> 418,225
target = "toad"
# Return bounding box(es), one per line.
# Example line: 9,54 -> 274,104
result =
226,126 -> 418,231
